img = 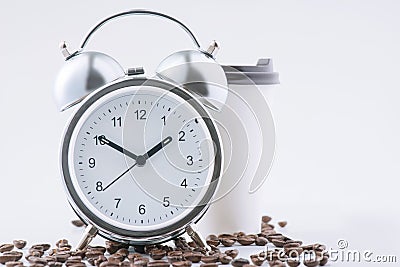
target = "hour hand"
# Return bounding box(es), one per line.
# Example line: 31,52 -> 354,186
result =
98,135 -> 138,161
144,136 -> 173,160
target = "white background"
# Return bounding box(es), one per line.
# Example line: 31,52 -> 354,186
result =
0,1 -> 399,266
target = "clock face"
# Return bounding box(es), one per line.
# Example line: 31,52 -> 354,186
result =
62,79 -> 221,239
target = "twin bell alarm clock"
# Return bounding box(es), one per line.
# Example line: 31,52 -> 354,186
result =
54,10 -> 279,250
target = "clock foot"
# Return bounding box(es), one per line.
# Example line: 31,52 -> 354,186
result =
185,224 -> 209,249
76,224 -> 98,250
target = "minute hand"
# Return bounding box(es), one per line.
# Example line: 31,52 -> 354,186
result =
144,136 -> 173,159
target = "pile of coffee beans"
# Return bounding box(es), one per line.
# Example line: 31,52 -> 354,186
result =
0,216 -> 328,267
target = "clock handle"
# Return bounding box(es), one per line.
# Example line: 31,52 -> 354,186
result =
76,224 -> 98,251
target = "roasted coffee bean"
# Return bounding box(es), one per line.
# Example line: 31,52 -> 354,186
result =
150,249 -> 167,260
218,255 -> 232,265
224,249 -> 239,259
5,261 -> 23,267
220,239 -> 235,247
68,262 -> 86,267
110,254 -> 125,263
242,264 -> 257,267
314,244 -> 326,252
200,264 -> 218,267
171,261 -> 192,267
147,260 -> 170,267
167,254 -> 183,263
29,248 -> 44,257
249,256 -> 264,266
303,259 -> 319,267
265,234 -> 283,242
271,239 -> 285,248
4,251 -> 23,262
254,237 -> 267,246
119,261 -> 130,267
105,241 -> 127,255
261,223 -> 274,230
12,240 -> 27,250
187,242 -> 197,248
237,236 -> 255,246
0,244 -> 14,253
99,262 -> 119,267
116,248 -> 129,258
30,264 -> 45,267
268,260 -> 285,267
192,247 -> 207,255
56,239 -> 68,248
133,259 -> 149,267
88,246 -> 107,254
319,256 -> 329,266
86,250 -> 104,259
0,255 -> 17,265
231,258 -> 249,267
32,244 -> 51,251
233,232 -> 246,238
277,221 -> 287,228
183,252 -> 202,263
27,256 -> 48,265
201,255 -> 218,263
206,240 -> 220,247
286,259 -> 300,267
284,241 -> 302,248
71,220 -> 85,227
217,234 -> 236,241
128,253 -> 142,262
70,250 -> 86,259
54,253 -> 71,263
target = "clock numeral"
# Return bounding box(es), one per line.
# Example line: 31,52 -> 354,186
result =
178,131 -> 186,141
93,135 -> 105,146
114,198 -> 121,209
112,116 -> 122,127
161,115 -> 166,126
163,196 -> 170,207
134,109 -> 147,120
180,178 -> 188,188
138,204 -> 146,215
187,155 -> 193,166
95,181 -> 103,191
88,158 -> 96,168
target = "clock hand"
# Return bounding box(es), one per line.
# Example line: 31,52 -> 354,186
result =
102,162 -> 138,191
98,135 -> 138,160
144,136 -> 173,160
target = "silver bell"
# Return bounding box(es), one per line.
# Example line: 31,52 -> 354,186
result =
156,41 -> 228,111
54,50 -> 125,111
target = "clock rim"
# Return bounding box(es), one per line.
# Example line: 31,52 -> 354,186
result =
60,77 -> 223,245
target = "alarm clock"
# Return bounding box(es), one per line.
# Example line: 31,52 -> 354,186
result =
54,10 -> 278,250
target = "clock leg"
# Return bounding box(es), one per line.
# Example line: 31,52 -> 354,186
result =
185,224 -> 209,249
76,224 -> 98,250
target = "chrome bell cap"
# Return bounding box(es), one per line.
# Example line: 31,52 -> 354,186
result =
54,51 -> 125,111
156,48 -> 228,111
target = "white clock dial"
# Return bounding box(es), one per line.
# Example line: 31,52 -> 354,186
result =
64,82 -> 220,235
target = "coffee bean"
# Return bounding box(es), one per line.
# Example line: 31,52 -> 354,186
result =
133,259 -> 149,267
242,264 -> 256,267
0,255 -> 17,265
30,264 -> 45,267
218,255 -> 232,265
219,239 -> 234,247
303,259 -> 320,267
187,242 -> 197,248
201,255 -> 218,263
167,254 -> 183,263
119,261 -> 130,267
54,253 -> 71,263
268,260 -> 285,267
99,262 -> 119,267
261,223 -> 275,231
86,250 -> 104,259
233,232 -> 246,238
147,260 -> 170,267
5,261 -> 23,267
231,258 -> 249,267
183,252 -> 202,263
27,256 -> 48,265
285,247 -> 303,258
69,262 -> 86,267
12,240 -> 26,250
150,249 -> 166,260
71,220 -> 85,227
249,256 -> 264,266
319,256 -> 329,266
314,244 -> 326,252
286,259 -> 300,267
0,244 -> 14,253
277,221 -> 287,228
224,250 -> 239,259
271,239 -> 285,248
71,250 -> 86,259
171,261 -> 192,267
105,241 -> 127,255
254,237 -> 267,246
200,264 -> 218,267
128,253 -> 142,262
217,234 -> 237,242
265,234 -> 283,242
237,236 -> 255,246
4,251 -> 23,262
108,254 -> 124,263
32,244 -> 51,251
116,248 -> 129,258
